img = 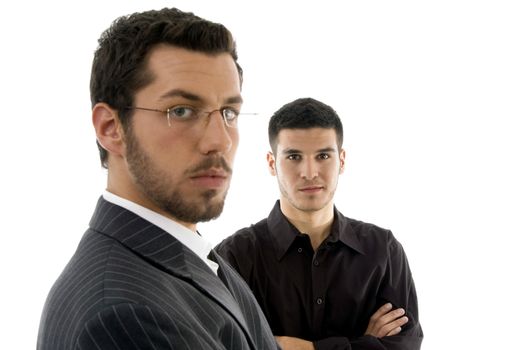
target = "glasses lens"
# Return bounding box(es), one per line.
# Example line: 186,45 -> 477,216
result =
222,108 -> 239,128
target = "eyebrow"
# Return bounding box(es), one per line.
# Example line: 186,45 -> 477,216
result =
282,147 -> 337,155
317,147 -> 337,153
159,88 -> 243,104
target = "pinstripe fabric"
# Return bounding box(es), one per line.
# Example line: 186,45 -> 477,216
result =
37,197 -> 278,349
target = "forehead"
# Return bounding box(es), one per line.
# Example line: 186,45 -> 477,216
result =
140,44 -> 241,102
276,128 -> 339,152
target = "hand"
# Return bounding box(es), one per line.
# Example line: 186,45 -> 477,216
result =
275,336 -> 315,350
365,303 -> 409,338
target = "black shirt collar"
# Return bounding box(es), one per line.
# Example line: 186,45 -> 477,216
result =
333,208 -> 365,255
267,200 -> 365,260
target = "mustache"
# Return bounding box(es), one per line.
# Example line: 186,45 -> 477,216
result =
186,156 -> 232,175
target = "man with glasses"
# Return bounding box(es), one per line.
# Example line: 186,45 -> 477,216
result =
215,98 -> 423,350
37,8 -> 278,350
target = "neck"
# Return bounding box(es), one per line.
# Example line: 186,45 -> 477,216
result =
280,200 -> 334,251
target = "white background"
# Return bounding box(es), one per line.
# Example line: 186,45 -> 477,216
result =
1,1 -> 525,349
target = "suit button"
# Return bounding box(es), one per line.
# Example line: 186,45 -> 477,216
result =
313,260 -> 319,266
316,298 -> 323,305
298,248 -> 303,253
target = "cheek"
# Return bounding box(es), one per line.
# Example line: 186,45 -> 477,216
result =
230,131 -> 240,152
276,165 -> 296,184
328,165 -> 342,182
224,132 -> 239,163
133,121 -> 180,152
230,126 -> 240,141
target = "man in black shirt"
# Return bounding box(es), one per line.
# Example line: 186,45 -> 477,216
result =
215,98 -> 423,350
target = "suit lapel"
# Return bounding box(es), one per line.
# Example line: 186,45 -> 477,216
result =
89,197 -> 255,346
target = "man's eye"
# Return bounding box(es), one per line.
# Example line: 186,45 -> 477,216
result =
168,106 -> 195,119
222,108 -> 239,121
287,154 -> 301,161
318,153 -> 330,160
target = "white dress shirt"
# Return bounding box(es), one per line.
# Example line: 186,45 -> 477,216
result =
103,190 -> 219,274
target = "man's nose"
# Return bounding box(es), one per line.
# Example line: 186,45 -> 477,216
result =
198,110 -> 234,155
300,159 -> 318,180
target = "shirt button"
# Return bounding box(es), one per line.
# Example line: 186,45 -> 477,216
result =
316,298 -> 323,305
313,260 -> 319,266
297,248 -> 303,253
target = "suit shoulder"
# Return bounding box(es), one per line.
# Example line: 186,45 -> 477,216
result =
53,229 -> 119,285
38,230 -> 126,349
41,229 -> 128,304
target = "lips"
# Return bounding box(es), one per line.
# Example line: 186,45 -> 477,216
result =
191,168 -> 228,178
299,185 -> 324,193
190,168 -> 229,188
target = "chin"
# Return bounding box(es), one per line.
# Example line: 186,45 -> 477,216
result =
297,199 -> 331,212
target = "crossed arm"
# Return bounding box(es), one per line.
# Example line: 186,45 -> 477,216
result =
275,303 -> 408,350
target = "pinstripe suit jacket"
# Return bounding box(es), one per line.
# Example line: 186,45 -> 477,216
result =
37,197 -> 278,349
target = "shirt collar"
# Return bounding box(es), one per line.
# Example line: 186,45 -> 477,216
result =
331,208 -> 365,255
267,200 -> 365,259
102,190 -> 218,273
267,201 -> 301,261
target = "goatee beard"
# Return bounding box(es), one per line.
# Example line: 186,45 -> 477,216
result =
126,129 -> 231,223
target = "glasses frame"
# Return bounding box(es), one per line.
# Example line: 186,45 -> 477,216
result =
125,106 -> 257,128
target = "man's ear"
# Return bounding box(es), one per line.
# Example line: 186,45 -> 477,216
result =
267,151 -> 277,176
339,148 -> 346,174
92,102 -> 126,158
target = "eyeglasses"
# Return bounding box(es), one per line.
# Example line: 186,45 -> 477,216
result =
126,105 -> 256,128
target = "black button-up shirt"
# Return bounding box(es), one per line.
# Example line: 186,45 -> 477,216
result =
215,201 -> 423,350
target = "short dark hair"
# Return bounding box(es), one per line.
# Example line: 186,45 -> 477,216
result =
268,98 -> 344,153
90,8 -> 242,168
